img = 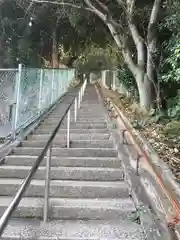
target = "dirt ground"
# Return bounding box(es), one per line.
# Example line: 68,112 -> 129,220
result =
101,86 -> 180,181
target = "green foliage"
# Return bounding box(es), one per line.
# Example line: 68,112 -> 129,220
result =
156,0 -> 180,120
0,0 -> 44,67
118,67 -> 136,89
0,0 -> 111,68
164,120 -> 180,137
159,1 -> 180,83
76,43 -> 119,71
167,92 -> 180,119
161,37 -> 180,84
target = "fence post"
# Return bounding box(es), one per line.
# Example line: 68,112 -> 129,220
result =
66,71 -> 68,91
58,71 -> 61,97
54,70 -> 58,101
67,70 -> 69,89
12,63 -> 22,139
60,70 -> 63,94
102,70 -> 106,87
112,70 -> 116,91
38,69 -> 43,113
78,92 -> 81,109
51,69 -> 55,104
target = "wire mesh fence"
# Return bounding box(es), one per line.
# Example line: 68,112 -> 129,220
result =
101,70 -> 117,90
0,65 -> 75,142
16,67 -> 41,129
102,69 -> 138,98
0,69 -> 17,143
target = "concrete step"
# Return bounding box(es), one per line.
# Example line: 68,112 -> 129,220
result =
61,121 -> 106,126
73,109 -> 105,114
47,115 -> 106,121
21,140 -> 114,148
5,156 -> 122,168
0,85 -> 145,240
71,113 -> 105,117
74,105 -> 103,109
52,106 -> 103,111
44,119 -> 107,125
28,133 -> 111,141
83,98 -> 99,101
80,103 -> 101,106
34,127 -> 109,135
45,118 -> 107,124
37,123 -> 107,130
12,147 -> 117,158
0,179 -> 129,198
0,165 -> 124,181
50,112 -> 104,117
76,102 -> 100,104
0,197 -> 135,220
35,128 -> 110,134
75,109 -> 104,112
2,219 -> 144,240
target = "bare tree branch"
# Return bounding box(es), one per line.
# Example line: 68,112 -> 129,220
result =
84,0 -> 137,75
146,0 -> 162,91
122,0 -> 145,68
149,0 -> 162,27
29,0 -> 93,12
116,0 -> 128,16
84,0 -> 106,21
126,0 -> 135,15
95,0 -> 109,13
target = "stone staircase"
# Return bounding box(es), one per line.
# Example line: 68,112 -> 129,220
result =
0,84 -> 145,239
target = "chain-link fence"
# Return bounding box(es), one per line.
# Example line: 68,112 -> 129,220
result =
0,65 -> 75,142
101,70 -> 117,90
101,69 -> 138,98
0,69 -> 17,143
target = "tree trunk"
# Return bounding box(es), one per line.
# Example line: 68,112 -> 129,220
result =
84,0 -> 162,110
136,70 -> 153,109
52,26 -> 59,68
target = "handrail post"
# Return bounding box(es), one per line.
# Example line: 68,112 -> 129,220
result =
0,97 -> 78,237
80,87 -> 82,102
43,144 -> 52,222
67,110 -> 70,148
82,83 -> 84,96
78,92 -> 81,109
81,86 -> 83,102
82,80 -> 85,97
74,98 -> 77,122
83,80 -> 86,96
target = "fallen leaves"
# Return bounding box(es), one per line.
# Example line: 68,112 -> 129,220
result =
102,87 -> 180,181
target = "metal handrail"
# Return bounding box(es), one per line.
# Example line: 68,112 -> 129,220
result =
116,105 -> 180,224
0,79 -> 87,236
